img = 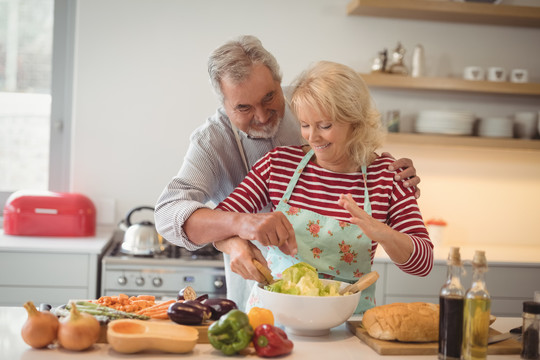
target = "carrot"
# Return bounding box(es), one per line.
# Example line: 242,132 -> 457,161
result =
132,300 -> 151,308
137,300 -> 176,315
140,307 -> 170,319
136,295 -> 156,302
92,294 -> 158,314
150,312 -> 169,320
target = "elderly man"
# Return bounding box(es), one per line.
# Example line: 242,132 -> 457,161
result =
155,35 -> 420,310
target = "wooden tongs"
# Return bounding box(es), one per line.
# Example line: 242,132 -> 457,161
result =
253,259 -> 276,285
339,271 -> 379,295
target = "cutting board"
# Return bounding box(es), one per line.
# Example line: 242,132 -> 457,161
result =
346,320 -> 521,355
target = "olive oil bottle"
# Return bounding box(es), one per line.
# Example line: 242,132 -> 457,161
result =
462,250 -> 491,360
438,247 -> 465,360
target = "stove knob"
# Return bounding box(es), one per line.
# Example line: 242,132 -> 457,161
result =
152,277 -> 163,287
117,276 -> 127,286
135,277 -> 145,286
214,278 -> 224,289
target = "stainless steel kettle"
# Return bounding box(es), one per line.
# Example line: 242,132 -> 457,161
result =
120,206 -> 164,255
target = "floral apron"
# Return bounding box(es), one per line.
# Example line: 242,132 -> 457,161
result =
247,149 -> 376,314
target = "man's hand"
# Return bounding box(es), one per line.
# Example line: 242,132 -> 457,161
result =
214,236 -> 268,283
236,212 -> 297,256
382,152 -> 421,199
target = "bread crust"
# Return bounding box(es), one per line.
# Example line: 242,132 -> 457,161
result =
362,302 -> 439,342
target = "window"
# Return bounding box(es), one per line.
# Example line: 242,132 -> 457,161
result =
0,0 -> 74,214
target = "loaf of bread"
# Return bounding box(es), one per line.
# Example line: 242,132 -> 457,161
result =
362,302 -> 439,342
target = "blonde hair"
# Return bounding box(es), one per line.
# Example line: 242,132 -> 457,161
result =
289,61 -> 384,166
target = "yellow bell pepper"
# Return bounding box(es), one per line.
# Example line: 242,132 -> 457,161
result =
247,307 -> 274,330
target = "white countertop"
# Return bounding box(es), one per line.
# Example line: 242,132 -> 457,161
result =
1,226 -> 538,264
0,227 -> 114,254
0,306 -> 523,360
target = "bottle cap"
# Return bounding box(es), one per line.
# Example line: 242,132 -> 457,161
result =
448,247 -> 461,266
472,250 -> 487,267
523,301 -> 540,314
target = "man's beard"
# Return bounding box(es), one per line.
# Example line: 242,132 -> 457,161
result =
246,111 -> 281,139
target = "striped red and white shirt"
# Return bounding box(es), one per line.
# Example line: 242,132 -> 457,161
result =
217,145 -> 433,277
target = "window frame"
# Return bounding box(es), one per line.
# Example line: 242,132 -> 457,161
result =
0,0 -> 75,215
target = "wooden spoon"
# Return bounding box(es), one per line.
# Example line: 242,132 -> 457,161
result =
253,259 -> 276,285
339,271 -> 379,295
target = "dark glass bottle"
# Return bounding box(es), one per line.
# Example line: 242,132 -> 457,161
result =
438,247 -> 465,360
462,250 -> 491,360
521,301 -> 540,360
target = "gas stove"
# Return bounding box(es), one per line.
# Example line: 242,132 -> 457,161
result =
100,231 -> 226,300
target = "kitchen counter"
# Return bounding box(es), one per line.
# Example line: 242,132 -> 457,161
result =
0,228 -> 115,306
0,306 -> 523,359
372,243 -> 539,317
0,227 -> 114,254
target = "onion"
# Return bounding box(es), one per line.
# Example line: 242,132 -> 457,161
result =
21,301 -> 59,348
57,302 -> 100,351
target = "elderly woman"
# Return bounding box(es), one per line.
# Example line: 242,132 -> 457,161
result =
214,61 -> 433,312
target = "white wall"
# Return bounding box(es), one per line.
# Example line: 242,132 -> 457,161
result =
72,0 -> 540,247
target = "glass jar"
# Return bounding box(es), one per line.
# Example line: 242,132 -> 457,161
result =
521,301 -> 540,360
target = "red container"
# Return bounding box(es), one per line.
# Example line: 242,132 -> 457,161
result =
3,190 -> 96,237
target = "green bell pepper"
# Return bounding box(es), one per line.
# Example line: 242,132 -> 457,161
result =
208,309 -> 254,356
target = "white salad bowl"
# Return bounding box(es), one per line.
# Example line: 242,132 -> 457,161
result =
256,279 -> 362,336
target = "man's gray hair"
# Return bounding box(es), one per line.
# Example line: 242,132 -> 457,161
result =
208,35 -> 282,103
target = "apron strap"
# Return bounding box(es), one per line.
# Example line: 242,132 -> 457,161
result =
361,165 -> 371,215
280,149 -> 314,201
280,149 -> 372,215
230,121 -> 250,174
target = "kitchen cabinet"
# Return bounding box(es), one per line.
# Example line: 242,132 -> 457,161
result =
0,230 -> 113,307
347,0 -> 540,28
348,1 -> 540,151
373,248 -> 540,317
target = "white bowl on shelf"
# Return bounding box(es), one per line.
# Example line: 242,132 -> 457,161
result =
415,110 -> 475,135
478,117 -> 513,138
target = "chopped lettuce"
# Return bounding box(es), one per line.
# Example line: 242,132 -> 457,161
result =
264,262 -> 341,296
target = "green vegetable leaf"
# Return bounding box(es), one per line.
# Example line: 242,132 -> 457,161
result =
264,262 -> 340,296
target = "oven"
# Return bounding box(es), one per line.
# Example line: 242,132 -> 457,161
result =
101,231 -> 226,300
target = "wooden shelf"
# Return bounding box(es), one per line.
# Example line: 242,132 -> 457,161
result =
385,132 -> 540,151
347,0 -> 540,28
361,73 -> 540,96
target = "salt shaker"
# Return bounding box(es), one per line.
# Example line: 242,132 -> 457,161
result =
521,301 -> 540,360
411,44 -> 425,78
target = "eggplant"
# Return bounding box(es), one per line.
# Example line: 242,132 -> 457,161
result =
167,301 -> 204,325
177,286 -> 197,301
183,300 -> 212,321
195,294 -> 209,302
201,298 -> 238,320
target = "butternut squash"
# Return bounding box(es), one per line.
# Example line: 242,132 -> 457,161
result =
107,319 -> 198,354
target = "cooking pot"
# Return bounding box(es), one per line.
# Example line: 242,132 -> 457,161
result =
120,206 -> 164,255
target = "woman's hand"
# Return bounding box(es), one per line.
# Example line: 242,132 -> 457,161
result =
338,193 -> 413,264
213,236 -> 268,283
382,152 -> 421,199
337,194 -> 392,243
